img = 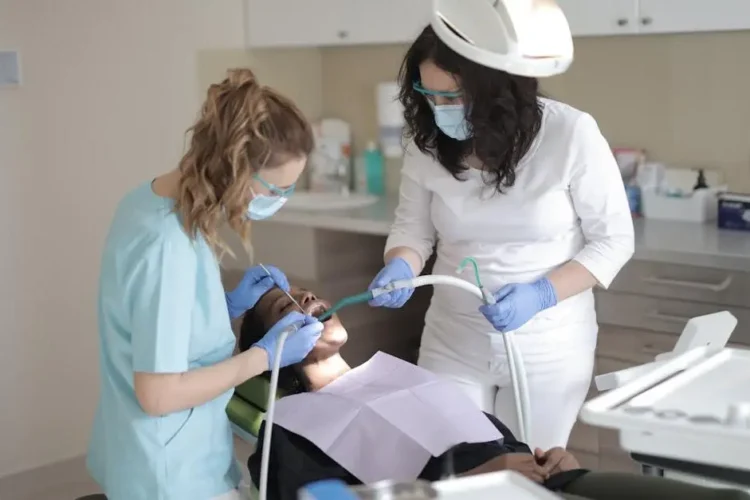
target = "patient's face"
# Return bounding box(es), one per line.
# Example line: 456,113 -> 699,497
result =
255,286 -> 348,361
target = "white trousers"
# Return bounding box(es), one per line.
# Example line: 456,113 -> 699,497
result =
419,323 -> 596,452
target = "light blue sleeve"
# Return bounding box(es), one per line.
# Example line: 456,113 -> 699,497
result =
127,224 -> 197,374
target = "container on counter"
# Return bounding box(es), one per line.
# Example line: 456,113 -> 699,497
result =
718,193 -> 750,232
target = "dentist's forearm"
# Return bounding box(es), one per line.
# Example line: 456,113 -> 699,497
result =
134,347 -> 268,416
546,260 -> 598,302
384,246 -> 423,276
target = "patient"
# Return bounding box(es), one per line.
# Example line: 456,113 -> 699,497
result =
240,286 -> 749,500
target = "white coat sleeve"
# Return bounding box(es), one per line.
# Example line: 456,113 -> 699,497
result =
384,146 -> 437,271
569,113 -> 635,288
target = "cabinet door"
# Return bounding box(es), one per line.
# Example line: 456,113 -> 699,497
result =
556,0 -> 638,36
246,0 -> 343,47
246,0 -> 431,48
637,0 -> 750,34
345,0 -> 432,45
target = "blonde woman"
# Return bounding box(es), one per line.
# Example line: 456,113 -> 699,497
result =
86,69 -> 322,500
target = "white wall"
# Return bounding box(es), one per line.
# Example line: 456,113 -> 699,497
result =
0,0 -> 247,477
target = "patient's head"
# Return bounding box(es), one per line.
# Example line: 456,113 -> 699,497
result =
239,286 -> 349,392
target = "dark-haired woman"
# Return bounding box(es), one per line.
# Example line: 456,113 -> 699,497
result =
368,26 -> 634,450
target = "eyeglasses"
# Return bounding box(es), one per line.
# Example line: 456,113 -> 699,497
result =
413,81 -> 463,99
254,174 -> 296,197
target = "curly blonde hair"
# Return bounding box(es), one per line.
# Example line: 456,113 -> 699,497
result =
175,68 -> 313,255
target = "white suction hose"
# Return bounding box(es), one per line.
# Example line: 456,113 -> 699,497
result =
383,275 -> 532,445
259,327 -> 293,500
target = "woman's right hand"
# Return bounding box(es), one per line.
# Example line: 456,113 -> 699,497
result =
497,454 -> 548,483
368,257 -> 415,308
252,311 -> 323,369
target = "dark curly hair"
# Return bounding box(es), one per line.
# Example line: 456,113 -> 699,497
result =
398,25 -> 544,192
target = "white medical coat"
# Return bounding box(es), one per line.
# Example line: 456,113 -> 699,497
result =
385,98 -> 635,366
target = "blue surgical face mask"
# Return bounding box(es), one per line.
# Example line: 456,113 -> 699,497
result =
429,102 -> 472,141
247,175 -> 295,220
247,190 -> 288,220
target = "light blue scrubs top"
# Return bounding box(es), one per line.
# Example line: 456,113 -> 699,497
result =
87,182 -> 242,500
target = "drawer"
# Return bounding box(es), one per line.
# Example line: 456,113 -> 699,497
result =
611,261 -> 750,308
599,452 -> 641,474
597,325 -> 675,365
595,356 -> 635,376
568,421 -> 599,455
596,290 -> 750,345
571,450 -> 599,471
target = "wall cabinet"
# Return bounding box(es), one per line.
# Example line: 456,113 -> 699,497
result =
557,0 -> 750,37
246,0 -> 750,49
245,0 -> 431,49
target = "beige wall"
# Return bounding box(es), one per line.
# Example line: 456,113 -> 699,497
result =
320,31 -> 750,194
0,0 -> 317,478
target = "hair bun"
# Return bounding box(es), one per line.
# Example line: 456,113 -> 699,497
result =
225,68 -> 261,91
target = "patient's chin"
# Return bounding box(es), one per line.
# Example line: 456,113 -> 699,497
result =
321,320 -> 348,345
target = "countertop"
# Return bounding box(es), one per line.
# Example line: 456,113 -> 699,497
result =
269,197 -> 750,272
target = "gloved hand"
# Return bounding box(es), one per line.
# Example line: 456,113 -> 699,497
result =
479,278 -> 558,333
226,264 -> 289,319
253,311 -> 324,369
368,257 -> 415,308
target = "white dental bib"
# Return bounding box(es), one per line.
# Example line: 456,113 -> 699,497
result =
272,352 -> 502,484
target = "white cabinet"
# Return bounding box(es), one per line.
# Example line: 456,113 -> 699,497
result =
557,0 -> 638,37
557,0 -> 750,37
245,0 -> 431,49
246,0 -> 750,48
638,0 -> 750,35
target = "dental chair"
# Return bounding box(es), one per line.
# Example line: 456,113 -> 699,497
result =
227,375 -> 290,444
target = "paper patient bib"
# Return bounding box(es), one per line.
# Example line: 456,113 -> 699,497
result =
272,352 -> 503,484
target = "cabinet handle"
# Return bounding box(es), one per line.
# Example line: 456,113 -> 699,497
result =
641,17 -> 653,26
647,311 -> 692,324
640,343 -> 664,356
641,275 -> 733,293
616,18 -> 629,26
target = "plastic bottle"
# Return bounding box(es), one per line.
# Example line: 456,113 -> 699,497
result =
694,168 -> 709,190
353,156 -> 368,194
363,140 -> 385,196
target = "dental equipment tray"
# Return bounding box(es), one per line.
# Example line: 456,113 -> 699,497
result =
581,346 -> 750,472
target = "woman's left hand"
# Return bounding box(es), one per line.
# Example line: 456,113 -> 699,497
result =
226,264 -> 290,319
479,278 -> 557,332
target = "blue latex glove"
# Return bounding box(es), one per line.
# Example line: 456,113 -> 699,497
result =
226,264 -> 290,319
479,278 -> 558,333
253,311 -> 324,369
368,257 -> 415,308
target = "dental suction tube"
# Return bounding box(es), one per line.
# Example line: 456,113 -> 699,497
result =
260,325 -> 296,500
379,275 -> 531,445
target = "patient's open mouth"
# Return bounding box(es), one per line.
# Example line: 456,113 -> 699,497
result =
305,300 -> 330,321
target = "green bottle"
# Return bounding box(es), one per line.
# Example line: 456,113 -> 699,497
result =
364,141 -> 385,196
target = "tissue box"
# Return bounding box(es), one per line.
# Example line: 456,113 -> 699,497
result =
641,187 -> 723,222
718,193 -> 750,231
